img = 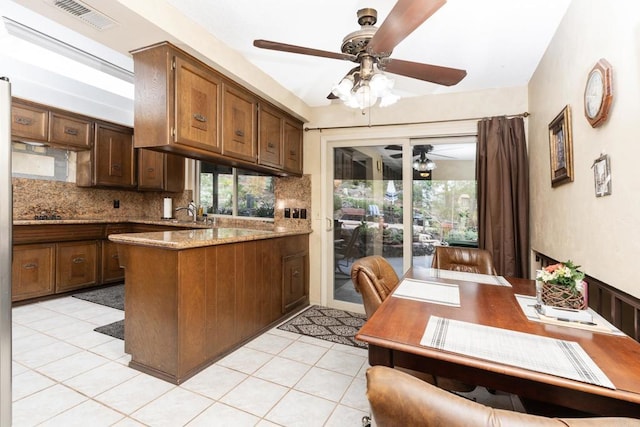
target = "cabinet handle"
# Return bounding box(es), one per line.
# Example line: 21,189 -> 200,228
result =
267,142 -> 275,149
23,262 -> 38,270
72,257 -> 86,264
235,129 -> 244,137
111,254 -> 119,259
193,113 -> 207,123
15,116 -> 33,126
112,164 -> 121,170
147,168 -> 154,173
64,126 -> 79,136
289,150 -> 296,156
292,270 -> 300,278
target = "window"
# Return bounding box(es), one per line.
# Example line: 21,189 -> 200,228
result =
198,162 -> 274,219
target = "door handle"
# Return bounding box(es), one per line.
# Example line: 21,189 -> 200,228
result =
326,217 -> 333,231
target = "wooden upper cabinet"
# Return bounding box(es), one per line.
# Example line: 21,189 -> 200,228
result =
94,122 -> 135,188
11,98 -> 94,150
174,55 -> 222,152
11,100 -> 48,142
77,122 -> 135,188
138,149 -> 185,192
49,111 -> 93,149
283,119 -> 303,175
222,83 -> 257,163
132,42 -> 221,157
258,103 -> 283,168
131,41 -> 303,175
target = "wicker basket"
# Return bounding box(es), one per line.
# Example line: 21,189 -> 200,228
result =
541,282 -> 587,310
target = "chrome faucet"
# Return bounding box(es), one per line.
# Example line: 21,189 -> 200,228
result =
175,200 -> 197,222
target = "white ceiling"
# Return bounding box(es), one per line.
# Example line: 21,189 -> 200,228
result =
165,0 -> 572,107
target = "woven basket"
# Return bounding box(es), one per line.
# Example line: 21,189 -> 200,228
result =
541,282 -> 586,310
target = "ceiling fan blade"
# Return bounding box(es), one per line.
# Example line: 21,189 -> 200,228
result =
429,152 -> 456,159
385,145 -> 403,151
390,153 -> 403,159
254,39 -> 356,61
367,0 -> 446,55
385,58 -> 466,86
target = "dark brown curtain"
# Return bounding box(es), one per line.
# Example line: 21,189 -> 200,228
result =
477,116 -> 529,278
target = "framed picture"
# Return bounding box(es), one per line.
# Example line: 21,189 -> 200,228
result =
548,105 -> 574,187
593,154 -> 612,197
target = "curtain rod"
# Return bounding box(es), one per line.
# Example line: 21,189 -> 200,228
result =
304,111 -> 530,132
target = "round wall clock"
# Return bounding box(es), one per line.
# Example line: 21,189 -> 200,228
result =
584,58 -> 613,128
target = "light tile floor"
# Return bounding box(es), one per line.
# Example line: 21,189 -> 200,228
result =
11,296 -> 371,426
11,295 -> 523,426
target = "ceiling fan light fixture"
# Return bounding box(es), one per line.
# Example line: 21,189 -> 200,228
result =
331,75 -> 354,100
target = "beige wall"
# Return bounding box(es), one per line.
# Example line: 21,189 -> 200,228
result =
305,87 -> 528,306
528,0 -> 640,298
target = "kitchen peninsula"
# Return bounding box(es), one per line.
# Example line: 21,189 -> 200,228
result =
109,226 -> 309,383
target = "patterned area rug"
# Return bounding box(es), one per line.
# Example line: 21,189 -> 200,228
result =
277,305 -> 367,348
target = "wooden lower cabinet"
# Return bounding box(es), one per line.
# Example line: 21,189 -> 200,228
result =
12,243 -> 55,302
55,241 -> 98,293
282,251 -> 308,313
118,234 -> 309,383
102,240 -> 124,284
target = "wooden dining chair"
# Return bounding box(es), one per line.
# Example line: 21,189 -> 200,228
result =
431,246 -> 497,275
351,255 -> 475,392
366,366 -> 640,427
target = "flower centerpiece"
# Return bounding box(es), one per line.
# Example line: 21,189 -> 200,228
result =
536,261 -> 587,309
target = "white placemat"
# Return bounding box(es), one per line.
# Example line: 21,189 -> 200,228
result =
515,294 -> 624,336
425,268 -> 511,287
392,279 -> 461,307
421,316 -> 615,389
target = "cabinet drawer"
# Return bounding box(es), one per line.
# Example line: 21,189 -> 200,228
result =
56,241 -> 98,292
49,112 -> 93,149
11,101 -> 48,142
12,243 -> 55,302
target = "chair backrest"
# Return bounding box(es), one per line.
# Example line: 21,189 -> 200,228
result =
350,255 -> 399,318
431,246 -> 497,275
366,366 -> 640,427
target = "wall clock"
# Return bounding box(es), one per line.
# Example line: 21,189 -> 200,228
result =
584,58 -> 613,127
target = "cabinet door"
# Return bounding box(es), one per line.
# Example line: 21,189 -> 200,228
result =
175,55 -> 222,152
49,112 -> 93,149
11,100 -> 48,142
102,240 -> 124,284
164,153 -> 185,192
258,104 -> 283,168
138,149 -> 164,190
222,84 -> 257,162
12,244 -> 55,302
56,241 -> 98,292
282,252 -> 307,313
283,119 -> 303,175
94,122 -> 136,188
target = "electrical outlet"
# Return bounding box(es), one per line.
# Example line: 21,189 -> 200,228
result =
284,208 -> 291,218
300,208 -> 307,219
292,208 -> 300,219
113,199 -> 120,208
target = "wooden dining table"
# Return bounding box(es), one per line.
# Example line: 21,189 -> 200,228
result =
355,267 -> 640,417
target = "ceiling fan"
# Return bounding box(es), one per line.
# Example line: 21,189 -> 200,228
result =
385,144 -> 453,171
253,0 -> 466,106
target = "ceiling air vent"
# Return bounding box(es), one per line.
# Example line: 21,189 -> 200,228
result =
46,0 -> 118,31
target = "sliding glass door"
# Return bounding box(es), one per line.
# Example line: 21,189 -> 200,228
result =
331,143 -> 407,308
327,137 -> 477,311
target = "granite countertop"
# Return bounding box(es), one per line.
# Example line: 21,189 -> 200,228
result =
108,227 -> 310,250
13,218 -> 212,229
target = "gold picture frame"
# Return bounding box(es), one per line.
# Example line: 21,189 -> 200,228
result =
548,105 -> 574,187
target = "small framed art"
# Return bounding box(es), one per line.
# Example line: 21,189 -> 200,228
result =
593,154 -> 611,197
